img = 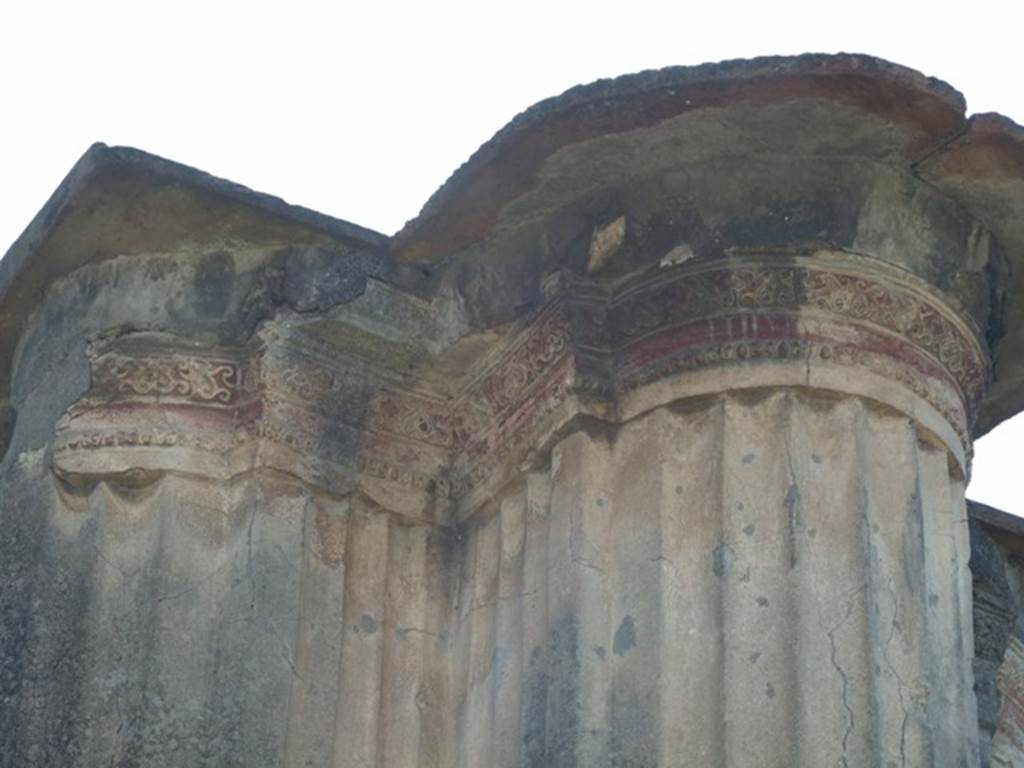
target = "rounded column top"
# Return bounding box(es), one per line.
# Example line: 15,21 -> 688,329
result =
390,54 -> 1023,438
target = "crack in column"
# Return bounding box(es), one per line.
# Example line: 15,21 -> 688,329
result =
883,575 -> 909,768
649,555 -> 681,584
246,498 -> 258,611
782,398 -> 801,572
269,616 -> 305,682
467,588 -> 541,615
155,561 -> 230,604
569,505 -> 606,576
825,601 -> 856,768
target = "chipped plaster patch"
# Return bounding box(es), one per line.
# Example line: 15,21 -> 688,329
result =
660,242 -> 696,268
588,216 -> 627,273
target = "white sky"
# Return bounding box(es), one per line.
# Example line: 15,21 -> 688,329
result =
2,0 -> 1022,512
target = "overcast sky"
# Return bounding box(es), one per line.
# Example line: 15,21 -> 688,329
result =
2,1 -> 1022,511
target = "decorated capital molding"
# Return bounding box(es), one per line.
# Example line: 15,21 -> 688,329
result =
53,250 -> 990,522
445,251 -> 988,513
54,330 -> 451,521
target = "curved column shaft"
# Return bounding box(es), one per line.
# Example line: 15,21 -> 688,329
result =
455,391 -> 979,767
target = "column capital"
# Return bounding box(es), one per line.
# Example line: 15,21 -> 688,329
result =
8,53 -> 1018,530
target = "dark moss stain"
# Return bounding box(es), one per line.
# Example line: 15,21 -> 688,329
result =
743,524 -> 755,537
742,452 -> 756,464
2,506 -> 97,765
194,251 -> 235,318
756,596 -> 769,607
0,402 -> 15,465
359,614 -> 378,634
593,645 -> 606,660
543,615 -> 580,767
143,255 -> 177,282
613,616 -> 637,656
712,544 -> 735,578
276,246 -> 385,313
765,682 -> 776,699
522,644 -> 549,767
609,680 -> 658,768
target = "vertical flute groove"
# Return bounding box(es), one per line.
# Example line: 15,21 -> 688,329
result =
493,491 -> 526,767
334,502 -> 391,768
444,391 -> 979,767
521,471 -> 551,768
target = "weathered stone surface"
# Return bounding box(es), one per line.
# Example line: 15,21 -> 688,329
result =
969,503 -> 1024,767
3,53 -> 1024,766
455,392 -> 977,765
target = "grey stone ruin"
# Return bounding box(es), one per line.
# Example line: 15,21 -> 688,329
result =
4,53 -> 1024,766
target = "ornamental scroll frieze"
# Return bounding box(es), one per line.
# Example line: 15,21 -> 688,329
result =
438,256 -> 989,507
435,303 -> 577,506
474,306 -> 571,415
591,261 -> 987,413
89,351 -> 253,405
53,254 -> 990,514
57,339 -> 258,465
56,333 -> 450,508
258,337 -> 461,453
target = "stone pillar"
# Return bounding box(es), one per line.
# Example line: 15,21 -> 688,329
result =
969,504 -> 1024,767
5,55 -> 1024,767
450,253 -> 985,767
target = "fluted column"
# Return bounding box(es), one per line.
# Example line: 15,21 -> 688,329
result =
448,250 -> 988,767
8,53 -> 1024,768
454,391 -> 979,767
